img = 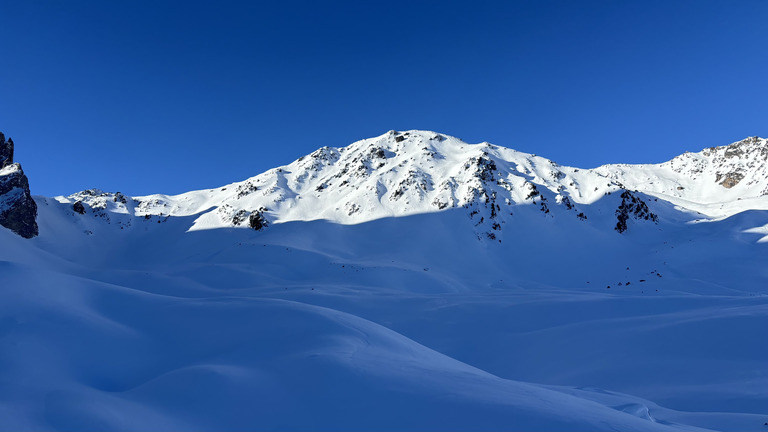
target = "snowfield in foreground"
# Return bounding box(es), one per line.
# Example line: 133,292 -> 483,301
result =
1,131 -> 767,431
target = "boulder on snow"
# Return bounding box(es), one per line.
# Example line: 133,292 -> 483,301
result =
249,210 -> 268,231
73,201 -> 86,215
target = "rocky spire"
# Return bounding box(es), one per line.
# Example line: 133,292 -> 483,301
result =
0,132 -> 38,238
0,132 -> 14,168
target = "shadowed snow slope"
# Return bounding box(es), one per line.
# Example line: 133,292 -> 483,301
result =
2,131 -> 768,431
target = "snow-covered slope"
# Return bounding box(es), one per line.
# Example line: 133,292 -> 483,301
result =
597,136 -> 768,218
2,131 -> 768,431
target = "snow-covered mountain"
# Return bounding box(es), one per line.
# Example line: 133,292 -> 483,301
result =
596,135 -> 768,218
56,130 -> 768,239
2,131 -> 768,431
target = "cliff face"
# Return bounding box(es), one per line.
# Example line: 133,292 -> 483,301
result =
0,133 -> 38,238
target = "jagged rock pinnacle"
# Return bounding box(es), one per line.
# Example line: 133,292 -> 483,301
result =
0,132 -> 14,169
0,132 -> 38,238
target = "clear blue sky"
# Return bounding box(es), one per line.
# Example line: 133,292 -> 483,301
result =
2,0 -> 767,197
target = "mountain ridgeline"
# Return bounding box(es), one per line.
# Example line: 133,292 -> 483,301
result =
48,130 -> 768,242
5,130 -> 768,240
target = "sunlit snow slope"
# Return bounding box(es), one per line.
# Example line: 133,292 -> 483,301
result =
2,131 -> 767,431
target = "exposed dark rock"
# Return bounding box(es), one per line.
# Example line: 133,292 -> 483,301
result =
390,168 -> 433,201
615,190 -> 658,233
73,201 -> 86,214
346,202 -> 361,216
723,136 -> 762,159
231,209 -> 248,225
0,132 -> 14,169
0,133 -> 38,238
464,154 -> 497,182
0,166 -> 38,238
551,170 -> 565,180
524,182 -> 540,200
432,198 -> 450,210
249,211 -> 268,231
236,181 -> 259,198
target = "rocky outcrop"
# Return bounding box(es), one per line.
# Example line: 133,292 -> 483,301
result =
716,172 -> 744,189
0,133 -> 38,238
248,210 -> 268,231
615,190 -> 657,233
699,137 -> 768,190
73,201 -> 86,215
215,204 -> 269,231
